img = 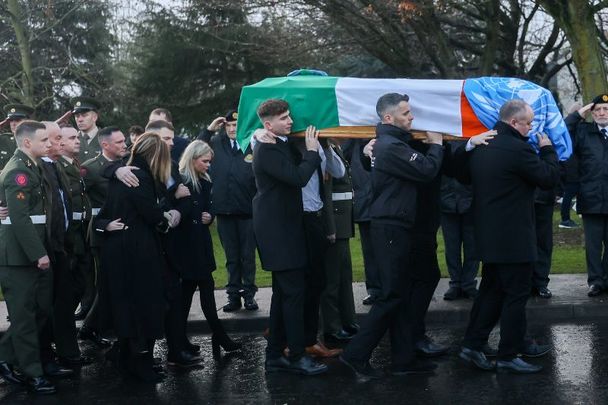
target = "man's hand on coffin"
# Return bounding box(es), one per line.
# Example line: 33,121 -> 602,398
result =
425,131 -> 443,145
470,130 -> 497,146
363,139 -> 376,157
305,126 -> 320,152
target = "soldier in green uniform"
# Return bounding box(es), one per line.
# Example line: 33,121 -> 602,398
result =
78,126 -> 128,345
71,97 -> 101,163
0,120 -> 56,394
0,104 -> 34,170
320,139 -> 358,345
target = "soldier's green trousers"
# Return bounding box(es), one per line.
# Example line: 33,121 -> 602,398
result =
0,265 -> 52,377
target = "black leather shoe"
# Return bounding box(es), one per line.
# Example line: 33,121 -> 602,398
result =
223,298 -> 242,312
443,287 -> 461,301
244,297 -> 259,311
78,327 -> 111,347
265,356 -> 290,372
325,329 -> 353,343
497,358 -> 542,374
588,285 -> 602,297
74,306 -> 90,321
27,376 -> 56,395
391,359 -> 437,376
462,288 -> 479,299
58,355 -> 94,367
415,336 -> 449,357
340,354 -> 383,379
43,361 -> 74,377
0,361 -> 25,385
287,355 -> 328,375
482,344 -> 498,358
520,342 -> 551,358
185,341 -> 201,354
362,295 -> 377,305
459,347 -> 494,371
537,287 -> 552,299
166,351 -> 202,368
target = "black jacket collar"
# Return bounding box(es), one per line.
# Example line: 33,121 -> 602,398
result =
376,123 -> 412,142
494,121 -> 529,143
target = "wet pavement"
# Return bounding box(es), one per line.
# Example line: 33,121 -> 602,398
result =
1,320 -> 608,404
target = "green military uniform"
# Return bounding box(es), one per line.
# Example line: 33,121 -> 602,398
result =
320,141 -> 357,336
0,104 -> 34,171
70,97 -> 102,162
0,149 -> 52,378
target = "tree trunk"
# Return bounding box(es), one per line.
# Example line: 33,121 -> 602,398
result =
7,0 -> 34,106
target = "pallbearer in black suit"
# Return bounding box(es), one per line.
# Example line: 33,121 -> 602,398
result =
458,100 -> 560,374
252,99 -> 327,376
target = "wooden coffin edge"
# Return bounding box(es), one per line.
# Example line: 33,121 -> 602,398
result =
291,126 -> 465,141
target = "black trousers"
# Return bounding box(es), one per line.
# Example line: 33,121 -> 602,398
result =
302,212 -> 329,346
182,273 -> 224,337
533,202 -> 553,289
266,268 -> 306,360
560,182 -> 579,221
344,223 -> 415,367
462,262 -> 533,361
358,221 -> 381,297
409,232 -> 441,343
163,267 -> 187,357
82,250 -> 101,331
582,214 -> 608,287
440,212 -> 479,290
217,215 -> 258,299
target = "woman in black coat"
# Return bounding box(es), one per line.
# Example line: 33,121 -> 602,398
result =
95,133 -> 172,382
174,140 -> 240,354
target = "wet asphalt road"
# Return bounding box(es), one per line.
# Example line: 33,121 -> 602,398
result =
0,321 -> 607,404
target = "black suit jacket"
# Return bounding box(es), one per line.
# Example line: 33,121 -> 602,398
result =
252,139 -> 321,271
462,121 -> 559,264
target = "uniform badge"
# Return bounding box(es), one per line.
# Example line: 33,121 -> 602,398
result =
409,153 -> 418,161
232,112 -> 238,120
10,108 -> 15,113
16,191 -> 25,200
244,153 -> 253,163
603,95 -> 608,102
14,173 -> 28,186
76,101 -> 82,107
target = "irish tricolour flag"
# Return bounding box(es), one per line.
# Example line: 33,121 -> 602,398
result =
237,75 -> 571,160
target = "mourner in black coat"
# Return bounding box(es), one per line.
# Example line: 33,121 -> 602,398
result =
459,100 -> 559,374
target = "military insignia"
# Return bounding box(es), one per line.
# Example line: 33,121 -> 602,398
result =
76,101 -> 82,107
16,191 -> 25,200
10,108 -> 15,113
0,151 -> 6,155
232,112 -> 238,120
14,173 -> 28,186
244,153 -> 253,163
603,95 -> 608,102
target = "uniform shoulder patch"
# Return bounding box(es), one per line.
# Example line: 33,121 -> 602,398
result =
14,173 -> 28,186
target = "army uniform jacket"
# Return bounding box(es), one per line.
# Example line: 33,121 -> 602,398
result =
82,154 -> 111,248
0,150 -> 48,266
323,143 -> 354,240
59,156 -> 91,256
78,129 -> 101,163
0,132 -> 17,171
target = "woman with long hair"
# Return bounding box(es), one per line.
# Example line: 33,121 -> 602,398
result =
174,140 -> 240,355
95,132 -> 172,382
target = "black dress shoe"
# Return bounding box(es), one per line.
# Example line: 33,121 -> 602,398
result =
459,347 -> 494,371
185,341 -> 201,354
244,297 -> 259,310
265,356 -> 290,372
588,285 -> 602,297
520,342 -> 551,358
58,355 -> 94,366
482,344 -> 498,358
27,376 -> 56,395
537,286 -> 552,299
325,329 -> 353,343
362,295 -> 377,305
74,307 -> 90,321
339,354 -> 383,379
415,336 -> 449,357
43,361 -> 74,377
462,288 -> 479,299
497,358 -> 542,374
287,355 -> 328,375
390,359 -> 437,376
443,287 -> 461,301
212,332 -> 241,355
166,350 -> 202,368
0,361 -> 25,385
223,298 -> 242,312
78,327 -> 111,347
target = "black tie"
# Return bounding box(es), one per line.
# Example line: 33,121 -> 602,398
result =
232,140 -> 239,154
602,128 -> 607,139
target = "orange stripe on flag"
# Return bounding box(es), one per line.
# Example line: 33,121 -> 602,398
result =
460,87 -> 488,137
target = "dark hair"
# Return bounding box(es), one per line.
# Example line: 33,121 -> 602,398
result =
145,119 -> 175,132
257,99 -> 289,121
98,126 -> 122,141
376,93 -> 410,119
150,108 -> 173,123
15,120 -> 46,143
499,99 -> 530,122
129,125 -> 145,136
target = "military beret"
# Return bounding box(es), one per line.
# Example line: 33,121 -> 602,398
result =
225,109 -> 238,122
70,96 -> 101,114
591,94 -> 608,109
3,103 -> 34,121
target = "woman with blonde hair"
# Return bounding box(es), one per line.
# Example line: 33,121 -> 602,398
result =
173,140 -> 241,355
95,132 -> 172,382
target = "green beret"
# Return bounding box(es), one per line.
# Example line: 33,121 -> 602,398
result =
591,94 -> 608,109
3,103 -> 34,121
70,96 -> 101,114
225,109 -> 238,122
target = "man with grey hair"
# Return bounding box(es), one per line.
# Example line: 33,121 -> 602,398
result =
458,99 -> 559,374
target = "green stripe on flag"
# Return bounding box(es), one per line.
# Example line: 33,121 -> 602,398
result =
236,76 -> 340,150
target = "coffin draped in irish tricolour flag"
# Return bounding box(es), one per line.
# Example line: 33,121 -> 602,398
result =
236,75 -> 572,160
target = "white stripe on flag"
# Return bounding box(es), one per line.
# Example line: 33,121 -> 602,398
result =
335,78 -> 465,136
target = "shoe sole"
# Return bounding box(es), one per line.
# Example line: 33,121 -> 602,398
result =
458,352 -> 494,371
520,349 -> 551,358
496,366 -> 542,374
